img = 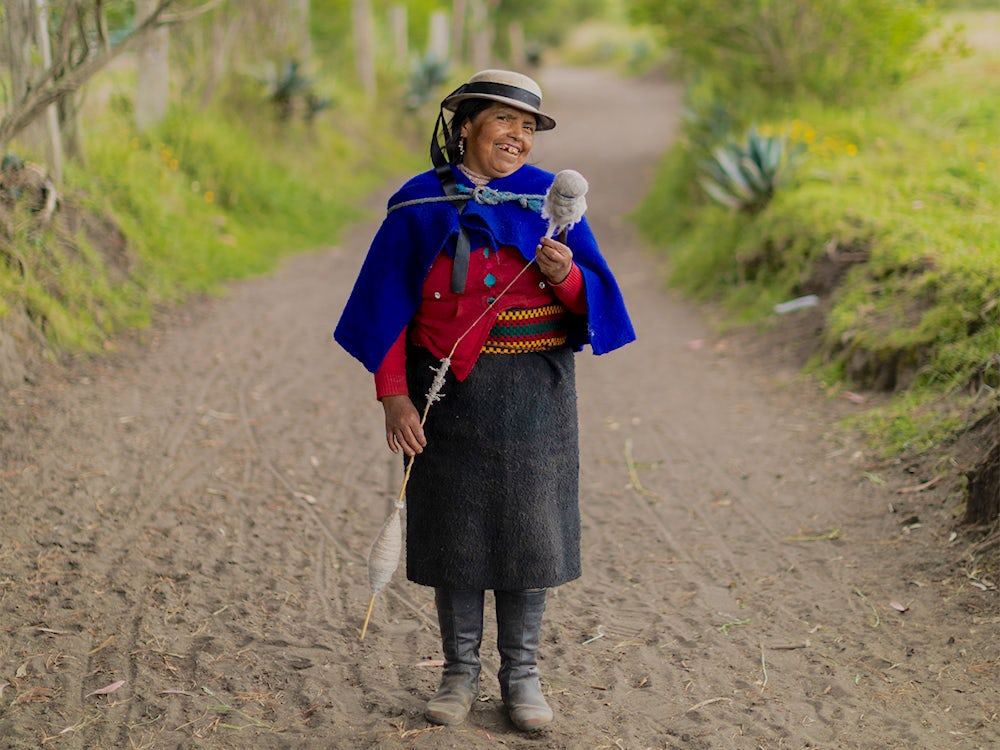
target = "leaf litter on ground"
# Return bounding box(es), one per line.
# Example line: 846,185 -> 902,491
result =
87,680 -> 125,696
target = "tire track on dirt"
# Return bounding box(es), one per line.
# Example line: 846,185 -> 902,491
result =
0,259 -> 393,746
71,358 -> 279,744
569,326 -> 924,749
1,346 -> 268,746
110,286 -> 367,743
203,239 -> 446,742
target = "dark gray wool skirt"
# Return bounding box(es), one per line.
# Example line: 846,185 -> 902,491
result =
404,343 -> 581,591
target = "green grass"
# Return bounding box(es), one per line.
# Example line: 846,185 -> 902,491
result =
633,13 -> 1000,456
0,77 -> 422,354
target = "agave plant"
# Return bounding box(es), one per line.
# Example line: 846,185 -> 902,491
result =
264,60 -> 335,122
268,60 -> 311,120
699,127 -> 803,213
304,92 -> 333,121
406,54 -> 450,110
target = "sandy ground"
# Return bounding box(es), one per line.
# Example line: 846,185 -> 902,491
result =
1,67 -> 998,750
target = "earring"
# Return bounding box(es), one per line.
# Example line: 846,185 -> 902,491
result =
458,138 -> 465,159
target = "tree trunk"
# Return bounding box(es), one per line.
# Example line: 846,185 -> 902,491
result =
198,1 -> 247,109
58,92 -> 84,163
136,0 -> 171,131
352,0 -> 376,100
450,0 -> 466,65
33,0 -> 64,182
0,0 -> 180,153
3,0 -> 47,158
389,4 -> 407,69
4,0 -> 33,106
468,0 -> 491,71
508,21 -> 525,70
428,10 -> 449,64
295,0 -> 312,61
198,7 -> 227,108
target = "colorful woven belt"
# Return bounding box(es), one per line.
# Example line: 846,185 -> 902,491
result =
482,303 -> 569,354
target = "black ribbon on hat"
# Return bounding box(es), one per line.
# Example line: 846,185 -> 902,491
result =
460,81 -> 542,110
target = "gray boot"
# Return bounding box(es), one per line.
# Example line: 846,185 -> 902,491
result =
425,588 -> 485,726
496,588 -> 553,731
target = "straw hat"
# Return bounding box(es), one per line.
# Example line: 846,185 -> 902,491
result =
441,69 -> 556,131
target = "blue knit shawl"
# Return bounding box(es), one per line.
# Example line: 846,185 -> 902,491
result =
334,164 -> 636,374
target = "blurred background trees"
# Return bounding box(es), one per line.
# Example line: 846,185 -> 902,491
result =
1,0 -> 182,177
629,0 -> 941,112
0,0 -> 614,181
1,0 -> 971,190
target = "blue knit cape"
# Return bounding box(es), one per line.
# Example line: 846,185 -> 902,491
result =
334,164 -> 636,374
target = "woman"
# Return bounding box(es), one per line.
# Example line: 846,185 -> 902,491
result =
334,69 -> 635,731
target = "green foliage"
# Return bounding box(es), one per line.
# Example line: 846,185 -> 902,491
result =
662,206 -> 752,303
843,389 -> 975,456
936,0 -> 999,7
629,0 -> 938,111
0,198 -> 147,350
101,0 -> 135,33
631,138 -> 704,240
633,12 -> 1000,455
311,0 -> 618,68
0,80 -> 419,353
311,0 -> 454,71
698,127 -> 804,213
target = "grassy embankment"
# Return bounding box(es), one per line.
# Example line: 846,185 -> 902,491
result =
0,67 -> 423,358
633,11 -> 1000,457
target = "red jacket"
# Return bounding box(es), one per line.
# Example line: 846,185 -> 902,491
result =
375,245 -> 586,399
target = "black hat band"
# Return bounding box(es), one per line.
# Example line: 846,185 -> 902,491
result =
460,81 -> 541,110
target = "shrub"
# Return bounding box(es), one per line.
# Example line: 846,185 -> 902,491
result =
698,127 -> 804,213
630,0 -> 937,110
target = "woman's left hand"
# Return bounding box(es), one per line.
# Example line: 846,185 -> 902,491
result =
535,237 -> 573,284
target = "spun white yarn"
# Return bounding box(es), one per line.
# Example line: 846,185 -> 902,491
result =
426,357 -> 451,407
541,169 -> 589,239
367,509 -> 402,595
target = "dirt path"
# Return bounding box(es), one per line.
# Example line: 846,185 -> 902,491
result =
1,67 -> 998,750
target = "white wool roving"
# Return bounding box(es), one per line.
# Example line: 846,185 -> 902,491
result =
541,169 -> 589,239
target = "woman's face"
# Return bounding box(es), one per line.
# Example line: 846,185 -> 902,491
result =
460,103 -> 537,179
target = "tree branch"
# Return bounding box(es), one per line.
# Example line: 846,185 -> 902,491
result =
160,0 -> 227,25
95,0 -> 110,53
0,0 -> 180,150
52,0 -> 78,76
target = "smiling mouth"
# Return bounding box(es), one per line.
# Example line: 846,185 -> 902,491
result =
497,143 -> 520,155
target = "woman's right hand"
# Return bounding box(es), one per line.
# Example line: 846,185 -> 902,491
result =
381,395 -> 427,456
